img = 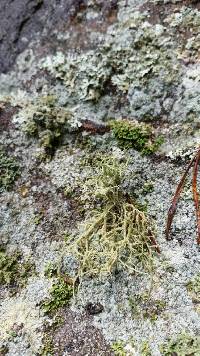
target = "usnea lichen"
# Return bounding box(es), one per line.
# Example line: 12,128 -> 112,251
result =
66,155 -> 159,281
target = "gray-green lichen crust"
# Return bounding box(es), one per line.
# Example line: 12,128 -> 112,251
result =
0,0 -> 200,355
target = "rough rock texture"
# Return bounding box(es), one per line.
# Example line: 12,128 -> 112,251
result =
0,1 -> 200,355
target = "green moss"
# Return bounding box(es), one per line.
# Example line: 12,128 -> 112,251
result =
0,248 -> 33,289
44,262 -> 59,279
42,277 -> 73,313
112,341 -> 126,356
40,336 -> 54,356
0,149 -> 20,192
110,120 -> 163,154
142,182 -> 154,195
140,341 -> 151,356
160,333 -> 200,355
129,293 -> 166,322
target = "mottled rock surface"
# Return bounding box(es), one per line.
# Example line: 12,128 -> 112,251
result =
0,1 -> 200,355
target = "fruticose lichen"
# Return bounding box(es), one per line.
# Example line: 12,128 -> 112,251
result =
66,155 -> 158,281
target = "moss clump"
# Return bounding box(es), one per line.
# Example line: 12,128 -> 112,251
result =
67,155 -> 159,281
129,293 -> 166,322
23,95 -> 74,156
140,341 -> 151,356
42,277 -> 73,313
110,120 -> 163,154
187,274 -> 200,311
112,341 -> 126,356
160,333 -> 200,355
0,248 -> 33,288
0,149 -> 20,192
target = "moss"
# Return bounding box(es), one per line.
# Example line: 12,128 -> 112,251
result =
67,154 -> 159,281
112,341 -> 126,356
0,248 -> 33,289
129,293 -> 166,322
142,182 -> 154,195
44,262 -> 59,279
187,273 -> 200,311
42,277 -> 73,314
140,341 -> 151,356
0,345 -> 9,355
40,336 -> 54,356
110,120 -> 163,154
0,149 -> 20,192
160,333 -> 200,355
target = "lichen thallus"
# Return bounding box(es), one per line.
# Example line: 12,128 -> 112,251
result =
166,147 -> 200,244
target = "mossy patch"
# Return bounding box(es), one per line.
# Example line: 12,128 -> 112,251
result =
129,293 -> 166,322
160,333 -> 200,355
42,277 -> 73,314
0,248 -> 33,290
110,119 -> 163,154
0,149 -> 20,192
112,341 -> 126,356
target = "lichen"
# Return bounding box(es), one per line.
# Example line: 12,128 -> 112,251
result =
66,154 -> 158,281
187,273 -> 200,312
42,9 -> 181,121
22,95 -> 76,157
129,293 -> 166,322
160,333 -> 200,355
0,149 -> 20,192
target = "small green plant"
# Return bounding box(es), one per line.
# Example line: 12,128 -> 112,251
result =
0,248 -> 33,288
110,119 -> 163,154
0,149 -> 20,192
42,277 -> 73,313
67,155 -> 159,281
112,341 -> 126,356
160,333 -> 200,355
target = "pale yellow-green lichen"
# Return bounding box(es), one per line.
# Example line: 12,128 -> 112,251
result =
66,155 -> 158,281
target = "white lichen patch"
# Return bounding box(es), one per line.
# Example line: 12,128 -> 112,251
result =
0,277 -> 51,352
